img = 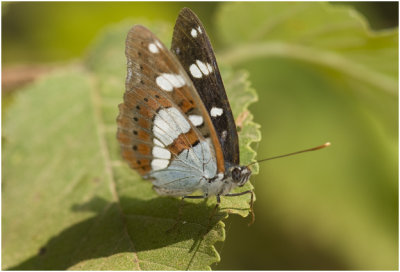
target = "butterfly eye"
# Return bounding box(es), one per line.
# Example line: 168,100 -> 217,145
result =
231,166 -> 252,187
231,167 -> 242,183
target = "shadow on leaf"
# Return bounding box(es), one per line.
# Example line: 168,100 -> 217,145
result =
9,196 -> 225,270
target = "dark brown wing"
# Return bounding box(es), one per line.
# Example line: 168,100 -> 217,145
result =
171,7 -> 240,167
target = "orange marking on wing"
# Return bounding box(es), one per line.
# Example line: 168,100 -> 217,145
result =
140,133 -> 150,142
168,128 -> 199,155
137,143 -> 151,155
122,149 -> 135,161
137,118 -> 149,129
178,99 -> 195,113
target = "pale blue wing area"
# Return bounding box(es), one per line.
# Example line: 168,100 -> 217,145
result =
149,141 -> 217,196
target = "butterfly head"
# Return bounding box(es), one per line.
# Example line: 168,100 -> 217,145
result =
229,165 -> 252,187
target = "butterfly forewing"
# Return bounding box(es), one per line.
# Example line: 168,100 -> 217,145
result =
117,25 -> 225,183
171,8 -> 240,167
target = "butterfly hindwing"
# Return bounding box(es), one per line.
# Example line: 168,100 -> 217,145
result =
171,8 -> 240,167
117,25 -> 225,191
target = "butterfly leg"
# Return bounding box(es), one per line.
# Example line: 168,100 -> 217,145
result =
211,194 -> 221,218
224,190 -> 255,226
166,195 -> 206,233
209,194 -> 221,220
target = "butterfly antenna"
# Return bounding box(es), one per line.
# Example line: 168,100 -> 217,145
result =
248,142 -> 331,166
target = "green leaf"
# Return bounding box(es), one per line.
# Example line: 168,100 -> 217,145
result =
2,20 -> 260,270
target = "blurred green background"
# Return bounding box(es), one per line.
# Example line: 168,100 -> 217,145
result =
2,2 -> 398,65
2,2 -> 398,270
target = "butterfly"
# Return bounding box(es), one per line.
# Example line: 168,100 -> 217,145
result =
117,7 -> 254,221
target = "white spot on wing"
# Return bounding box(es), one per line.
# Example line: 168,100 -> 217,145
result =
151,159 -> 169,170
153,107 -> 190,145
148,43 -> 159,53
189,64 -> 202,78
196,60 -> 209,75
206,63 -> 213,73
197,26 -> 202,33
210,107 -> 223,117
188,115 -> 204,127
156,76 -> 173,91
152,146 -> 171,159
156,73 -> 185,91
164,74 -> 185,88
189,60 -> 213,78
155,40 -> 162,49
191,28 -> 198,38
153,138 -> 165,147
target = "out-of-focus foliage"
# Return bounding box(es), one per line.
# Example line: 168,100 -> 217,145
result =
214,2 -> 398,270
2,2 -> 398,270
2,2 -> 218,64
2,2 -> 397,65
